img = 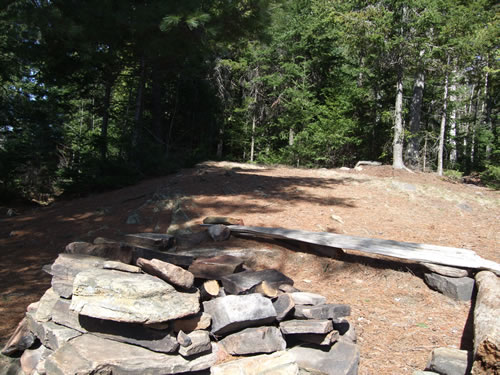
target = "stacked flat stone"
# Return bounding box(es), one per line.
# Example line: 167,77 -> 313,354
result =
1,234 -> 359,375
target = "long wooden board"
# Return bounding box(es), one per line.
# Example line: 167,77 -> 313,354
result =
228,225 -> 500,275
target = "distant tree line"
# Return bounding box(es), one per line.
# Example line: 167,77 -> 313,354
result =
0,0 -> 498,202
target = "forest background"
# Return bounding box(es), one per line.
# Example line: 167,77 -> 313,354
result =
0,0 -> 498,203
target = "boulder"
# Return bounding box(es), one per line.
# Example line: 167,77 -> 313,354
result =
280,320 -> 333,335
210,351 -> 299,375
137,257 -> 194,289
203,294 -> 277,335
288,341 -> 360,375
221,269 -> 293,295
172,312 -> 212,333
273,294 -> 295,321
1,318 -> 36,356
424,273 -> 475,301
220,326 -> 286,355
71,268 -> 200,324
426,347 -> 469,375
177,331 -> 192,347
294,304 -> 351,320
50,254 -> 106,298
125,233 -> 175,250
44,334 -> 219,375
333,319 -> 357,344
289,292 -> 326,306
178,330 -> 212,357
188,255 -> 244,280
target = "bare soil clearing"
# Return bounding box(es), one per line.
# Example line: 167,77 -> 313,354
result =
1,161 -> 499,374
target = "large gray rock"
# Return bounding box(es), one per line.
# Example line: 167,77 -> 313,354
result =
188,255 -> 244,280
289,292 -> 326,306
280,320 -> 333,335
1,318 -> 36,356
44,334 -> 219,375
50,253 -> 106,298
221,269 -> 293,295
103,260 -> 142,273
137,257 -> 194,289
203,294 -> 277,335
132,247 -> 194,268
211,351 -> 299,375
125,233 -> 175,250
70,268 -> 200,324
78,316 -> 179,353
426,347 -> 469,375
289,341 -> 360,375
294,304 -> 351,320
292,331 -> 339,346
220,326 -> 286,355
178,330 -> 212,357
333,319 -> 357,344
424,273 -> 475,301
273,294 -> 295,321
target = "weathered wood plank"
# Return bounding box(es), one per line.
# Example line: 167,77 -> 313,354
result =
228,225 -> 500,275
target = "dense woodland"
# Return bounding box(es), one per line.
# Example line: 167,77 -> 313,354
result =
0,0 -> 498,202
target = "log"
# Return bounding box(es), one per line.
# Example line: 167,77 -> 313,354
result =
354,161 -> 382,168
472,271 -> 500,375
228,225 -> 500,275
200,280 -> 221,301
252,281 -> 279,298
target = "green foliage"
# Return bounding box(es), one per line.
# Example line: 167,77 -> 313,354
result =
481,164 -> 500,189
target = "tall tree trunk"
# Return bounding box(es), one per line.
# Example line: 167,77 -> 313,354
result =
100,78 -> 114,161
437,57 -> 450,176
151,64 -> 163,145
250,114 -> 256,162
406,69 -> 425,168
132,56 -> 146,151
449,68 -> 457,166
393,69 -> 405,169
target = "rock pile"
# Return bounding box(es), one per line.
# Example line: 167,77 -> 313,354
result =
2,232 -> 359,375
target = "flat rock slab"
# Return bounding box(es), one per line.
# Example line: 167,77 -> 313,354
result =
288,341 -> 360,375
280,320 -> 333,335
137,257 -> 194,289
50,253 -> 106,298
34,288 -> 60,322
289,292 -> 326,306
421,263 -> 469,278
103,260 -> 142,273
188,255 -> 244,280
71,268 -> 200,324
178,330 -> 212,357
20,345 -> 52,375
211,351 -> 299,375
220,326 -> 286,355
44,334 -> 219,375
78,316 -> 179,353
132,247 -> 194,267
426,347 -> 469,375
221,269 -> 293,295
424,273 -> 475,301
203,294 -> 277,335
28,320 -> 81,350
125,233 -> 175,250
294,304 -> 351,320
292,331 -> 340,346
51,298 -> 86,332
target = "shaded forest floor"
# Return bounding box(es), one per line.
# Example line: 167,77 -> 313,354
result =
1,161 -> 499,374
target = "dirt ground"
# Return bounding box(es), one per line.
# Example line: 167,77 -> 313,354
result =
1,161 -> 499,374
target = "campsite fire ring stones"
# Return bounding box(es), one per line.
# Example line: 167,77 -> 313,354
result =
2,237 -> 361,375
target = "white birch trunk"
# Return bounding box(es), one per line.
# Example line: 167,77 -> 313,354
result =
437,57 -> 450,176
393,72 -> 405,169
